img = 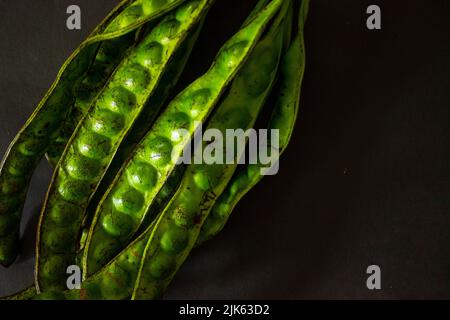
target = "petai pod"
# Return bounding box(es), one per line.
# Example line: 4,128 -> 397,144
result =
46,33 -> 138,167
34,166 -> 185,300
1,286 -> 37,301
31,222 -> 153,300
76,19 -> 206,253
86,18 -> 205,224
43,221 -> 157,300
132,0 -> 287,299
35,0 -> 212,292
197,0 -> 310,245
4,165 -> 185,301
0,0 -> 188,267
82,0 -> 283,277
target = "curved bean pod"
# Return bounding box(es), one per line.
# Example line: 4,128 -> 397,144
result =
0,0 -> 188,267
30,169 -> 185,300
76,21 -> 205,254
2,165 -> 185,301
35,0 -> 212,292
32,220 -> 155,300
46,34 -> 138,167
43,10 -> 285,299
82,0 -> 283,278
71,167 -> 185,299
1,286 -> 37,301
197,0 -> 310,245
132,0 -> 287,299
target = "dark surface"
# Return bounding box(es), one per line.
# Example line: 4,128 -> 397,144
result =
0,0 -> 450,299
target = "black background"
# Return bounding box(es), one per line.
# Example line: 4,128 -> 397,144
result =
0,0 -> 449,299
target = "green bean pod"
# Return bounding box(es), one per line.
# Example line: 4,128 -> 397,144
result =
31,221 -> 154,300
197,0 -> 310,245
82,0 -> 283,278
92,18 -> 205,211
132,0 -> 287,299
1,286 -> 37,301
35,0 -> 212,292
46,34 -> 138,167
33,227 -> 143,299
29,169 -> 184,300
46,11 -> 200,168
75,19 -> 206,255
0,0 -> 188,267
71,167 -> 185,300
2,165 -> 185,301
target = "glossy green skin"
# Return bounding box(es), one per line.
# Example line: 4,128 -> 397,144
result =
76,21 -> 205,254
46,34 -> 137,167
35,0 -> 210,292
104,0 -> 186,35
4,167 -> 184,301
0,44 -> 95,268
0,0 -> 305,301
0,0 -> 187,267
39,221 -> 153,300
31,224 -> 149,300
47,2 -> 201,168
3,1 -> 290,300
30,168 -> 185,300
82,0 -> 282,279
60,4 -> 284,299
132,0 -> 286,299
197,0 -> 309,245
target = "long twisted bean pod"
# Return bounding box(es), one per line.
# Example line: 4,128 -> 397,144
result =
35,0 -> 212,292
197,0 -> 310,245
82,0 -> 283,278
132,0 -> 288,299
0,0 -> 188,267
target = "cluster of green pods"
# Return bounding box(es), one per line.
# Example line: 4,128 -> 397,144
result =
82,0 -> 283,278
0,0 -> 309,300
46,34 -> 137,167
35,0 -> 215,292
198,0 -> 309,244
0,0 -> 192,268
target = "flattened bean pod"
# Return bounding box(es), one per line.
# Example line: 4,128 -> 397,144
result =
197,0 -> 310,244
132,0 -> 287,299
0,0 -> 188,267
82,0 -> 283,277
35,0 -> 213,292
